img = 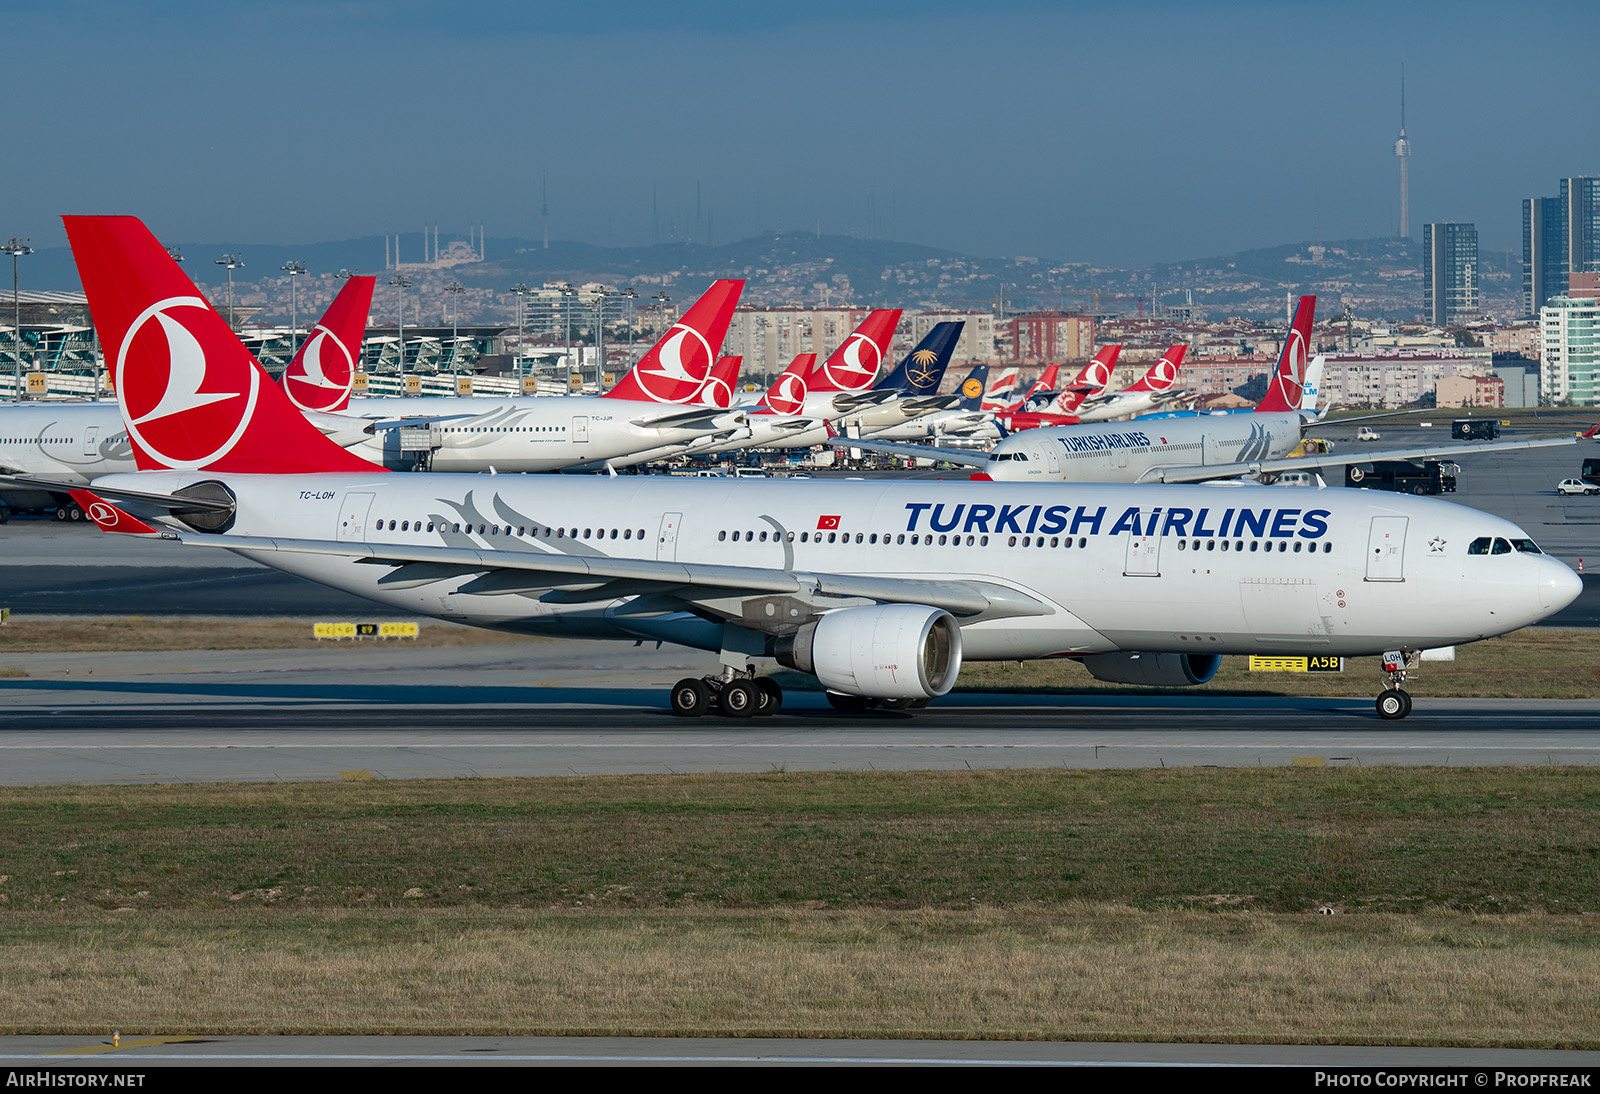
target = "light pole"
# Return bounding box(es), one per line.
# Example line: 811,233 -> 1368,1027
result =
215,253 -> 244,328
560,282 -> 577,393
281,260 -> 306,356
592,285 -> 611,389
389,273 -> 412,386
620,287 -> 638,368
3,238 -> 32,403
445,281 -> 465,375
508,283 -> 530,388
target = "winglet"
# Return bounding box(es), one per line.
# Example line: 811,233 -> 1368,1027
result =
69,489 -> 162,536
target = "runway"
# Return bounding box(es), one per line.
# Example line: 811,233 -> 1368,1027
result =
4,642 -> 1599,784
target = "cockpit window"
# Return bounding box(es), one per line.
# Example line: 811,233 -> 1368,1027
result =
990,452 -> 1027,462
1492,538 -> 1513,555
1468,537 -> 1491,555
1512,539 -> 1543,554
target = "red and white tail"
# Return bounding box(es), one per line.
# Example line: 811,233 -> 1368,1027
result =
984,366 -> 1020,400
1000,362 -> 1061,411
602,279 -> 744,404
1056,345 -> 1121,412
1255,295 -> 1315,413
764,352 -> 815,415
281,274 -> 374,413
699,355 -> 741,409
63,215 -> 381,474
809,310 -> 901,393
1124,345 -> 1186,394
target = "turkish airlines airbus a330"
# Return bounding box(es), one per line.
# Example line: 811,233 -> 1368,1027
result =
28,216 -> 1582,723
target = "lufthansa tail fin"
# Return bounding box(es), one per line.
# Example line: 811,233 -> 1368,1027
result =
281,274 -> 375,414
954,363 -> 989,411
602,279 -> 744,405
62,215 -> 380,475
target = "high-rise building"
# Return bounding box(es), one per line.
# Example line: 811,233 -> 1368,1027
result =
1540,294 -> 1600,406
1561,177 -> 1600,277
1423,222 -> 1478,326
1523,197 -> 1564,316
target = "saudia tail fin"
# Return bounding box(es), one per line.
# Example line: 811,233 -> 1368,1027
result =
764,352 -> 815,415
1124,345 -> 1186,393
1255,295 -> 1315,413
281,274 -> 375,413
699,355 -> 742,409
602,278 -> 744,404
808,309 -> 901,393
876,321 -> 963,396
62,215 -> 380,474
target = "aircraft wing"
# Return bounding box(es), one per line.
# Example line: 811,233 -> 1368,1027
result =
630,407 -> 748,431
819,435 -> 992,468
1132,435 -> 1577,484
168,532 -> 1053,624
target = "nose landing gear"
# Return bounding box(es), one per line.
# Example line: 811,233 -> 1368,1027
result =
1376,648 -> 1420,720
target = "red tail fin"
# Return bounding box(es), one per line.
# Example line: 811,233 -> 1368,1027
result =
700,355 -> 741,409
1255,295 -> 1315,413
1124,345 -> 1186,393
281,275 -> 374,413
765,353 -> 815,415
809,310 -> 901,393
63,215 -> 381,474
603,279 -> 744,404
1056,345 -> 1121,411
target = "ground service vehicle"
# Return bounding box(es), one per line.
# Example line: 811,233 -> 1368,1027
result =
1346,459 -> 1458,495
1558,478 -> 1600,496
1452,419 -> 1501,440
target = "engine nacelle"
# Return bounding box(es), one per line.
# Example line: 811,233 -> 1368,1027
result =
776,604 -> 963,699
1080,652 -> 1221,687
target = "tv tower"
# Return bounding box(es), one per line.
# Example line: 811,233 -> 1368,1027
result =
1394,60 -> 1411,240
541,175 -> 549,251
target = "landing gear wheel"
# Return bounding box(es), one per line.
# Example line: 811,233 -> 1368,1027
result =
1376,688 -> 1411,720
825,691 -> 871,712
669,677 -> 711,718
754,678 -> 783,717
54,506 -> 69,522
719,679 -> 758,719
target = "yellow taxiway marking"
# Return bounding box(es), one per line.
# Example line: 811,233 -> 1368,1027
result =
50,1036 -> 190,1055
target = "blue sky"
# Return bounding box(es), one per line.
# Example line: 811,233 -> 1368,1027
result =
5,0 -> 1597,267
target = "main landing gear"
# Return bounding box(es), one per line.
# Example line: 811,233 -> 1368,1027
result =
1376,648 -> 1420,720
669,666 -> 783,719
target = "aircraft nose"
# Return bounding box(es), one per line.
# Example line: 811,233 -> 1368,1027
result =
1537,557 -> 1584,614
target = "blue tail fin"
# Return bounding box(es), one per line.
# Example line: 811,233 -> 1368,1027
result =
953,363 -> 989,410
875,321 -> 964,396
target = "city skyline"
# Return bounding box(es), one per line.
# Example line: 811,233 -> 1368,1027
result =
3,0 -> 1596,267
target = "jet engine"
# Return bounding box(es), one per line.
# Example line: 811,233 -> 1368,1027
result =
1080,651 -> 1221,687
776,604 -> 962,700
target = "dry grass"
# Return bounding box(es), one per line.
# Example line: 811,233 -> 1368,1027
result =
2,906 -> 1596,1044
0,616 -> 546,653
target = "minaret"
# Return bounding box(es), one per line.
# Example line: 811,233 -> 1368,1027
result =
1394,60 -> 1411,240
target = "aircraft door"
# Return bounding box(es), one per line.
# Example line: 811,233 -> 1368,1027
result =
1123,530 -> 1161,576
1044,442 -> 1061,476
572,416 -> 590,443
1365,516 -> 1407,581
656,511 -> 682,560
83,426 -> 99,455
338,492 -> 376,542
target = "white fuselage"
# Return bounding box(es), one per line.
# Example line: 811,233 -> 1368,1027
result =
332,395 -> 746,472
1073,390 -> 1173,423
984,412 -> 1303,482
97,471 -> 1578,662
0,402 -> 134,500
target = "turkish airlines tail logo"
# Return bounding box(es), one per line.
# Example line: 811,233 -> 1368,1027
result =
63,215 -> 381,474
765,353 -> 814,416
700,356 -> 741,409
815,310 -> 900,393
1256,295 -> 1315,413
604,279 -> 744,404
1129,345 -> 1186,393
282,274 -> 373,413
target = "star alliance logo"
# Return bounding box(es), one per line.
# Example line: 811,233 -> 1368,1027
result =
1429,536 -> 1446,553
